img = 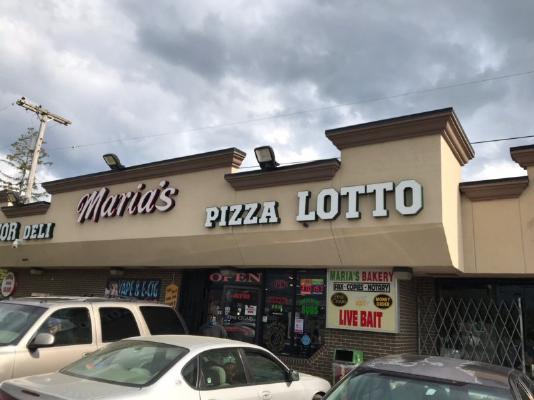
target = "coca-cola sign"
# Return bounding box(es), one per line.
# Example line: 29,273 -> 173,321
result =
77,180 -> 178,223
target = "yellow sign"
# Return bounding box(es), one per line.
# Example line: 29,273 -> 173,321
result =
326,269 -> 398,333
164,283 -> 179,308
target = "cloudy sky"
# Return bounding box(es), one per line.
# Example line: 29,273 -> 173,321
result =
1,0 -> 533,187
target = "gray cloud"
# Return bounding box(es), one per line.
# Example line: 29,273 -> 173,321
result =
0,0 -> 533,183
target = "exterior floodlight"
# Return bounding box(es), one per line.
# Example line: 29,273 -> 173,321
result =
254,146 -> 279,170
103,153 -> 125,170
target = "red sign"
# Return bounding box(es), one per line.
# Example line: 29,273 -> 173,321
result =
338,309 -> 383,328
1,272 -> 16,298
209,272 -> 262,285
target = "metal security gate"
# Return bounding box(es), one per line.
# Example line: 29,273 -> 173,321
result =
418,297 -> 525,372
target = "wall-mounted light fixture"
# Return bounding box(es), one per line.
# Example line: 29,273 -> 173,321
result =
30,268 -> 44,276
103,153 -> 125,170
6,191 -> 20,205
110,267 -> 125,276
254,146 -> 279,171
393,267 -> 413,281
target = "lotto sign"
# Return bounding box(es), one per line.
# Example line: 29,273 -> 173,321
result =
326,269 -> 398,333
1,272 -> 16,298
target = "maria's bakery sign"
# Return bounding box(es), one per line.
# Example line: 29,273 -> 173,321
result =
77,180 -> 178,223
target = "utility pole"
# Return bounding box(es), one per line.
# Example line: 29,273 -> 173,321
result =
16,97 -> 71,203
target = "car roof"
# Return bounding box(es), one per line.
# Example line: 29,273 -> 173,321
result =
359,354 -> 514,389
4,297 -> 170,308
128,335 -> 266,353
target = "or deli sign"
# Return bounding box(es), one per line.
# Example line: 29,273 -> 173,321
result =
0,222 -> 55,242
77,180 -> 178,223
206,179 -> 422,228
1,272 -> 16,298
326,269 -> 398,333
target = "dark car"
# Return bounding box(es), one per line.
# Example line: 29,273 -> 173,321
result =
323,354 -> 534,400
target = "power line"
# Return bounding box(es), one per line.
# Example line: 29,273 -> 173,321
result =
46,67 -> 534,153
471,134 -> 534,145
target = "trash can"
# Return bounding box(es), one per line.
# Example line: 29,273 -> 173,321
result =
332,348 -> 363,383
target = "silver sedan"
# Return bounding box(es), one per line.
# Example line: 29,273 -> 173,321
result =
0,335 -> 330,400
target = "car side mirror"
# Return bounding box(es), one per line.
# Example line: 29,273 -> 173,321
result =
28,333 -> 55,351
288,369 -> 300,382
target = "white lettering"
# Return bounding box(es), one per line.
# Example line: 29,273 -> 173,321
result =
296,191 -> 316,222
340,185 -> 365,219
243,203 -> 260,225
395,180 -> 423,215
228,204 -> 244,226
366,182 -> 394,218
316,188 -> 340,220
259,201 -> 279,224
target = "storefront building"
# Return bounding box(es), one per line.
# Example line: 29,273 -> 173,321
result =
2,107 -> 534,380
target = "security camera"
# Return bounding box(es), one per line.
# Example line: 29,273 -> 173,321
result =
12,239 -> 22,248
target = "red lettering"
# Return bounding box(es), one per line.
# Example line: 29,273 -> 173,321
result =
360,311 -> 383,328
339,310 -> 358,326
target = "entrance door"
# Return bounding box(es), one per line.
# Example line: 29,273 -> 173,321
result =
221,286 -> 260,343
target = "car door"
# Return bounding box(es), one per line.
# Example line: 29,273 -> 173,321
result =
242,349 -> 303,400
13,306 -> 97,378
197,347 -> 258,400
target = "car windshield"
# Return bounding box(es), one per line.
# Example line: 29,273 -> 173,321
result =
0,303 -> 46,345
61,340 -> 188,387
326,371 -> 513,400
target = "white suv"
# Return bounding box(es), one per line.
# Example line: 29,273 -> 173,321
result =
0,297 -> 188,382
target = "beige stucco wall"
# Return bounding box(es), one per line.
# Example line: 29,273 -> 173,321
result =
461,166 -> 534,274
0,134 -> 467,271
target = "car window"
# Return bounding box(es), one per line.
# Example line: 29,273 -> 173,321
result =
99,308 -> 140,342
62,340 -> 188,387
244,350 -> 287,384
140,306 -> 185,334
182,357 -> 198,388
0,303 -> 46,345
37,308 -> 92,346
199,348 -> 247,389
326,372 -> 514,400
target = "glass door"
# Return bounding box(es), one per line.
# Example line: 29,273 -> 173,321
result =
221,285 -> 260,343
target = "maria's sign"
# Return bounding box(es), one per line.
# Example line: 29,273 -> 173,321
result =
0,222 -> 55,242
77,180 -> 178,223
326,269 -> 398,333
105,279 -> 161,300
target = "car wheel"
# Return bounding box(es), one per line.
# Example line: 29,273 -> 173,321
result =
312,392 -> 325,400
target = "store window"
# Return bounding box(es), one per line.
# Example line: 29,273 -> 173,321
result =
204,269 -> 326,358
262,270 -> 326,357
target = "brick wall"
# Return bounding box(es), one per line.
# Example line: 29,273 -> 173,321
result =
10,268 -> 183,304
281,279 -> 421,382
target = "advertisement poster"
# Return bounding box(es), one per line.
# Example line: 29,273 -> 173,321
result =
326,269 -> 398,333
164,283 -> 179,308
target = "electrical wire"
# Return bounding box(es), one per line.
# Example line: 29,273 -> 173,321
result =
471,134 -> 534,145
44,68 -> 534,153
